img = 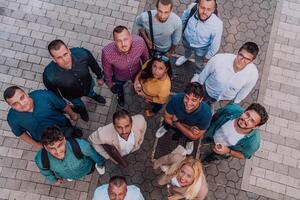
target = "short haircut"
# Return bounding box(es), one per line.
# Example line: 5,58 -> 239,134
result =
184,82 -> 204,98
246,103 -> 269,126
112,109 -> 132,125
41,126 -> 65,146
48,39 -> 67,56
199,0 -> 217,6
109,176 -> 127,187
113,25 -> 129,36
156,0 -> 173,9
3,86 -> 24,101
239,42 -> 259,58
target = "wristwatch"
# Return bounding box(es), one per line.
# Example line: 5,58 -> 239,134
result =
172,119 -> 179,127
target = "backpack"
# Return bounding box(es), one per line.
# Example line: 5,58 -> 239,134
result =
41,138 -> 84,170
182,1 -> 219,33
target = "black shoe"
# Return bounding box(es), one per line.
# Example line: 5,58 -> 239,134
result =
72,106 -> 89,122
92,94 -> 106,104
117,95 -> 125,107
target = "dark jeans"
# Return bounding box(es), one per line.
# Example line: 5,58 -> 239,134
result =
111,79 -> 126,98
163,122 -> 193,142
150,102 -> 163,113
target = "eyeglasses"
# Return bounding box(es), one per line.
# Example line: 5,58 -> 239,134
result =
237,52 -> 254,62
153,53 -> 170,62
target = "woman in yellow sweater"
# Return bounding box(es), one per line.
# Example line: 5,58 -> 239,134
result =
134,55 -> 172,117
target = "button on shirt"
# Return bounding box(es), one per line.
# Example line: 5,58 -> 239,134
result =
35,139 -> 105,183
181,3 -> 223,59
7,90 -> 68,141
101,35 -> 149,86
93,184 -> 145,200
213,120 -> 245,147
195,53 -> 258,103
43,48 -> 103,99
117,131 -> 135,156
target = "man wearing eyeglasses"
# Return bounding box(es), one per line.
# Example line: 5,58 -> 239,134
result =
192,42 -> 259,105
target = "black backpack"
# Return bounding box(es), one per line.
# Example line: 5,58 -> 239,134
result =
183,1 -> 219,33
41,138 -> 84,170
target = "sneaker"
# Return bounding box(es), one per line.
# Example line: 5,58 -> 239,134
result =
95,163 -> 105,175
185,141 -> 194,155
92,94 -> 106,104
72,106 -> 89,122
175,56 -> 188,66
66,179 -> 73,182
117,95 -> 125,107
155,126 -> 167,138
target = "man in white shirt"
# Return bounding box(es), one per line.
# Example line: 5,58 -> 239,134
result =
93,176 -> 144,200
192,42 -> 259,105
89,109 -> 147,164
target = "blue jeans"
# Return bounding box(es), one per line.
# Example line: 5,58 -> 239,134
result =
111,78 -> 127,98
182,37 -> 208,70
69,79 -> 97,109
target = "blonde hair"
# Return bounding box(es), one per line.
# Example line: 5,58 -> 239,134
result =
165,157 -> 203,200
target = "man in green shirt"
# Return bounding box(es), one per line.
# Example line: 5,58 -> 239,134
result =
203,103 -> 269,162
35,126 -> 105,185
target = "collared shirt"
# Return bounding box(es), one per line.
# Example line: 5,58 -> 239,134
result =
195,53 -> 258,103
117,131 -> 135,156
181,3 -> 223,59
204,103 -> 260,159
35,139 -> 105,183
7,90 -> 68,141
136,10 -> 182,52
166,93 -> 212,130
101,35 -> 149,86
43,48 -> 103,99
93,184 -> 145,200
213,119 -> 245,146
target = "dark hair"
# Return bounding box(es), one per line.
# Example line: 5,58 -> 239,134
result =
246,103 -> 269,126
48,39 -> 67,56
184,82 -> 204,98
156,0 -> 173,9
239,42 -> 259,59
41,126 -> 65,146
112,109 -> 132,125
109,176 -> 127,187
198,0 -> 217,6
139,58 -> 172,82
3,86 -> 24,101
113,25 -> 129,36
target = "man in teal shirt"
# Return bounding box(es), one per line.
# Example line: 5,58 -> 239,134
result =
35,126 -> 105,185
203,103 -> 268,161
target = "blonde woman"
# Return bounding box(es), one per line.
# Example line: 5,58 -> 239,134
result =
154,152 -> 208,200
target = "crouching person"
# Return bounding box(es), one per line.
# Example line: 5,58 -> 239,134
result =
35,126 -> 105,185
89,109 -> 147,166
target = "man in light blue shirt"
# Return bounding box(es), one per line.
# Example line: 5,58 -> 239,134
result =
192,42 -> 259,105
93,176 -> 144,200
136,0 -> 182,55
175,0 -> 223,70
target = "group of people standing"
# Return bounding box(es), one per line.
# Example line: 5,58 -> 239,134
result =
3,0 -> 270,199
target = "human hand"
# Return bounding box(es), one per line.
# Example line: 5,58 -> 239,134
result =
191,126 -> 201,136
54,179 -> 63,186
69,111 -> 79,121
146,39 -> 154,49
172,115 -> 178,121
97,79 -> 105,86
202,58 -> 209,64
213,143 -> 230,155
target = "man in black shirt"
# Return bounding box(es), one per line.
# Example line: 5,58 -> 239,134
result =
43,40 -> 106,122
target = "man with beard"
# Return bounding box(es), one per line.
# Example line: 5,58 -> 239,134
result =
102,26 -> 148,107
136,0 -> 182,56
35,126 -> 105,185
192,42 -> 259,106
155,82 -> 212,155
175,0 -> 223,71
203,103 -> 269,162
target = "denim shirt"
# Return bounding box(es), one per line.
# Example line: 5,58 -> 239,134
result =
181,3 -> 223,59
205,103 -> 260,159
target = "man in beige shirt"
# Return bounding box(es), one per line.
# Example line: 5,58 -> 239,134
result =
89,109 -> 147,164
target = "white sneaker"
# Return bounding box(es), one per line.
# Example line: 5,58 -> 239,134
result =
95,163 -> 105,175
155,126 -> 167,138
185,141 -> 194,155
66,179 -> 73,182
175,56 -> 188,66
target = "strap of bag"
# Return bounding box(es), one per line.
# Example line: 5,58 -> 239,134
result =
41,148 -> 50,170
183,4 -> 198,33
147,11 -> 154,48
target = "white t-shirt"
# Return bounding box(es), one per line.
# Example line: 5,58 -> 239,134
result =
117,131 -> 135,156
213,120 -> 245,146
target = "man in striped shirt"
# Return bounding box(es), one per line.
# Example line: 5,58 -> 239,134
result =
101,26 -> 149,107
